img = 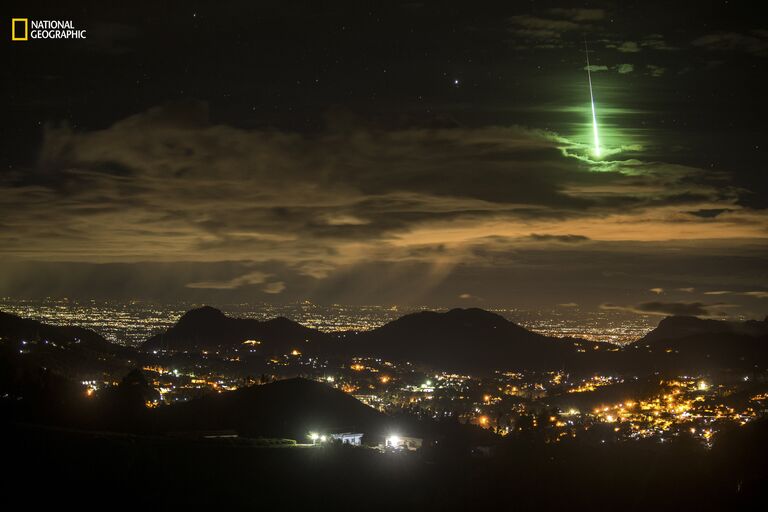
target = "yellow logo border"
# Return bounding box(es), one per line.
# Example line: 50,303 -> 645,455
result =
12,18 -> 28,41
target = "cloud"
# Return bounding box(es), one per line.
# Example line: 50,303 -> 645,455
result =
601,301 -> 730,317
645,64 -> 666,77
617,63 -> 634,74
640,34 -> 677,51
295,261 -> 337,279
527,234 -> 590,243
687,208 -> 734,218
1,102 -> 767,306
186,270 -> 284,294
507,9 -> 604,47
262,281 -> 286,294
615,41 -> 640,53
320,213 -> 370,226
546,8 -> 606,22
605,34 -> 677,53
507,15 -> 579,34
649,287 -> 664,295
743,291 -> 768,299
584,65 -> 608,72
186,271 -> 270,289
692,31 -> 768,57
3,102 -> 765,269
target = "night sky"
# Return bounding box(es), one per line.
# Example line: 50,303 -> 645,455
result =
3,1 -> 767,317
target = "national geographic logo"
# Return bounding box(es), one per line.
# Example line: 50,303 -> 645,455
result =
11,18 -> 87,41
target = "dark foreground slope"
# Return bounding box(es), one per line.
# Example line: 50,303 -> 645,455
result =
143,305 -> 334,354
4,418 -> 767,510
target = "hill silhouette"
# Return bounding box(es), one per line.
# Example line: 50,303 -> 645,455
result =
639,315 -> 768,343
143,305 -> 334,354
0,310 -> 131,355
350,308 -> 613,372
626,316 -> 768,372
144,306 -> 619,372
151,377 -> 387,439
0,310 -> 136,378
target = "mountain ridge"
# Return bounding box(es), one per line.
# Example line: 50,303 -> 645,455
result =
143,306 -> 615,372
143,305 -> 334,353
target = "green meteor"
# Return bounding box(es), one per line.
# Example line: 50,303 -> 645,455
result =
584,41 -> 601,157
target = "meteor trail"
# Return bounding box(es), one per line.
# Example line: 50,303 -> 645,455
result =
584,40 -> 601,157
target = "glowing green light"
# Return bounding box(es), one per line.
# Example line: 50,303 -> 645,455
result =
590,97 -> 600,157
585,41 -> 601,157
